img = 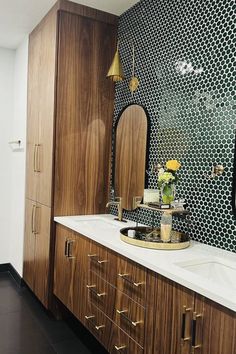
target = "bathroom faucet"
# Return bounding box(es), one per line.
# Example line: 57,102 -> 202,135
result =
106,197 -> 125,222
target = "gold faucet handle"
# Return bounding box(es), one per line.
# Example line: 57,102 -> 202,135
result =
133,196 -> 142,209
115,196 -> 122,203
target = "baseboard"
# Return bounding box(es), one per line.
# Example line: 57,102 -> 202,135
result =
0,263 -> 23,287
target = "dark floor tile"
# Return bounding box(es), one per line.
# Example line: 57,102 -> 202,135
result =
0,285 -> 25,314
52,338 -> 94,354
0,310 -> 55,354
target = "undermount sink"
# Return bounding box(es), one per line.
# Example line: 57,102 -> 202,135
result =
72,217 -> 124,230
175,258 -> 236,292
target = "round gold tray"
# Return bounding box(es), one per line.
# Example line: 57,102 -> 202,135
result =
120,227 -> 190,250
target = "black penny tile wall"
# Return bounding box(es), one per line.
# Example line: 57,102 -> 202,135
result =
111,0 -> 236,252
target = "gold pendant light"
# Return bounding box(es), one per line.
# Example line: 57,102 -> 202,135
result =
106,42 -> 124,82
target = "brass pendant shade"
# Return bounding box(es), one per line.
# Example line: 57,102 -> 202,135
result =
107,47 -> 124,82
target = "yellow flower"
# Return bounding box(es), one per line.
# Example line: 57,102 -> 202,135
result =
166,160 -> 181,171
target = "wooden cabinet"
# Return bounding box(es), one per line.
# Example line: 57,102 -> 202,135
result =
146,271 -> 236,354
23,1 -> 117,308
193,294 -> 236,354
23,199 -> 51,307
54,226 -> 236,354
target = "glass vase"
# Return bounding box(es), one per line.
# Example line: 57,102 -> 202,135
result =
161,184 -> 175,204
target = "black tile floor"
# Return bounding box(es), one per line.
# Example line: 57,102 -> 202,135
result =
0,272 -> 108,354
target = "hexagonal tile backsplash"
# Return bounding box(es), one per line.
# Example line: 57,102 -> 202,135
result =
111,0 -> 236,252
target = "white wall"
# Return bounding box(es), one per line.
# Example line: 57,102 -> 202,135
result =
9,37 -> 28,276
0,48 -> 15,265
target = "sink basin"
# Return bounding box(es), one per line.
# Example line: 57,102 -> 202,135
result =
72,217 -> 124,230
175,258 -> 236,291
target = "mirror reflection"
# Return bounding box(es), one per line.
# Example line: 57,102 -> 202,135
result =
113,104 -> 149,211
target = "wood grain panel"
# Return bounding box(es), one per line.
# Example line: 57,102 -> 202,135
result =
114,290 -> 145,347
53,225 -> 76,311
37,10 -> 58,207
117,256 -> 146,306
54,11 -> 116,216
23,199 -> 37,290
84,303 -> 112,349
25,30 -> 41,202
72,233 -> 90,323
33,203 -> 51,307
87,271 -> 116,319
88,241 -> 117,285
194,294 -> 236,354
145,271 -> 195,354
58,0 -> 118,25
108,323 -> 144,354
114,105 -> 148,210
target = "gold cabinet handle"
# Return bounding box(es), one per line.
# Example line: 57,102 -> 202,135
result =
33,145 -> 37,172
36,144 -> 40,172
31,205 -> 36,233
114,345 -> 127,351
181,305 -> 192,343
95,325 -> 105,331
118,273 -> 145,287
116,309 -> 142,327
66,239 -> 75,259
88,254 -> 108,265
191,312 -> 203,353
85,315 -> 105,331
86,284 -> 106,297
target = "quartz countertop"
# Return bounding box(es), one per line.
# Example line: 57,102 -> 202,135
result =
54,214 -> 236,312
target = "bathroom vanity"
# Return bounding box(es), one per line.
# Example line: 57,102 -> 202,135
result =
53,215 -> 236,354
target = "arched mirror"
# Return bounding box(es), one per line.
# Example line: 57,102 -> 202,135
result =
113,104 -> 149,211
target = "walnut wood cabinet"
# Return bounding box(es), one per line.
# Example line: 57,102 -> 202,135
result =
53,224 -> 236,354
23,0 -> 117,308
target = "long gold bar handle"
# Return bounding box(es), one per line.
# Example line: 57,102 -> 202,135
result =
86,284 -> 106,297
181,306 -> 192,343
191,312 -> 203,353
31,205 -> 35,233
33,145 -> 37,172
116,309 -> 143,327
34,206 -> 40,235
36,144 -> 40,172
118,273 -> 145,287
67,240 -> 75,259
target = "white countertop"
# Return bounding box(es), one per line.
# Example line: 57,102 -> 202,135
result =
54,214 -> 236,312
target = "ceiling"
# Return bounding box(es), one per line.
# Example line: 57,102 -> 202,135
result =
0,0 -> 139,49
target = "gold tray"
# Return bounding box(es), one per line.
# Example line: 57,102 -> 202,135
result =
120,227 -> 190,250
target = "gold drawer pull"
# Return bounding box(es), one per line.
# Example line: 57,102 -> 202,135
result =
118,273 -> 145,287
191,312 -> 203,353
86,284 -> 106,297
116,309 -> 143,327
115,345 -> 127,351
88,254 -> 108,265
67,240 -> 75,259
85,315 -> 95,320
97,259 -> 108,264
95,325 -> 105,331
181,306 -> 192,343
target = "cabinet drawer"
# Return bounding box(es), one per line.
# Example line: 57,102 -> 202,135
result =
87,271 -> 116,319
109,324 -> 144,354
117,257 -> 146,306
84,303 -> 112,349
115,290 -> 145,347
88,241 -> 117,284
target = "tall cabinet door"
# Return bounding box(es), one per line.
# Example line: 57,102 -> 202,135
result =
145,271 -> 195,354
54,11 -> 116,216
33,203 -> 51,308
25,30 -> 41,202
37,13 -> 57,207
54,225 -> 77,312
193,295 -> 236,354
23,199 -> 37,290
